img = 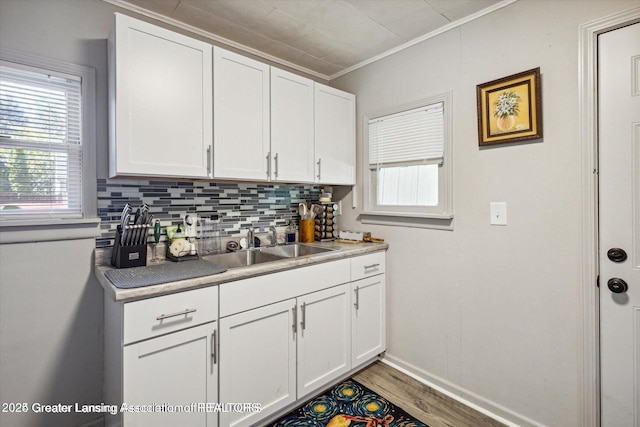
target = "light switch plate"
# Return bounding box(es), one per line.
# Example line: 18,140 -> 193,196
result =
490,202 -> 507,225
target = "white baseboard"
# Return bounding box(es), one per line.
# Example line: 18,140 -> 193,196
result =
381,355 -> 545,427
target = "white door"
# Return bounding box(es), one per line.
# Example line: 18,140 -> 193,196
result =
314,83 -> 356,185
213,47 -> 270,181
351,275 -> 386,368
297,285 -> 351,399
123,322 -> 218,427
218,299 -> 296,427
110,13 -> 212,178
271,67 -> 315,183
599,22 -> 640,427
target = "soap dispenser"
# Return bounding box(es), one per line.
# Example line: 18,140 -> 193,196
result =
285,220 -> 296,244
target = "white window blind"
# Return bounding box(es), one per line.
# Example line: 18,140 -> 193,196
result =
368,102 -> 444,168
0,61 -> 83,217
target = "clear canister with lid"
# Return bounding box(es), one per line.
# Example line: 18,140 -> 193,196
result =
198,214 -> 220,254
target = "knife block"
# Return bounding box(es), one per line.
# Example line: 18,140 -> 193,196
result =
111,226 -> 147,268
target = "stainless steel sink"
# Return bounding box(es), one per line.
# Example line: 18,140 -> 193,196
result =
201,244 -> 337,269
202,249 -> 285,269
261,243 -> 336,258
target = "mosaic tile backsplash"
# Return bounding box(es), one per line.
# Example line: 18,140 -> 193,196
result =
96,178 -> 321,248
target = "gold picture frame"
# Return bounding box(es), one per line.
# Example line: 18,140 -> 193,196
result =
476,67 -> 543,146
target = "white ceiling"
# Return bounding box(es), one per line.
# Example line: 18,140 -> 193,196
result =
108,0 -> 510,80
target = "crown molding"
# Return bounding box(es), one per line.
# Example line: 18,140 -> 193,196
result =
103,0 -> 517,81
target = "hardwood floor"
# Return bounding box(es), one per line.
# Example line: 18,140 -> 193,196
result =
352,361 -> 506,427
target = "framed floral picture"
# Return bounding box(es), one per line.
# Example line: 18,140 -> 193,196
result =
476,67 -> 543,146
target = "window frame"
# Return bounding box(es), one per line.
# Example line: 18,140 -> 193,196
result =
361,92 -> 453,228
0,48 -> 96,223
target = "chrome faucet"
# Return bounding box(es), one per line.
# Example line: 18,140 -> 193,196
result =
268,226 -> 278,247
247,228 -> 255,249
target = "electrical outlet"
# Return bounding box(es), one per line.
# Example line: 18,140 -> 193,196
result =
490,202 -> 507,225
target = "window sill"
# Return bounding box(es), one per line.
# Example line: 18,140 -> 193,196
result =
0,218 -> 101,244
359,211 -> 454,230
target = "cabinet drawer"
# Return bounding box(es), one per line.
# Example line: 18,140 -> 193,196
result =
351,251 -> 386,281
124,286 -> 218,345
220,259 -> 350,317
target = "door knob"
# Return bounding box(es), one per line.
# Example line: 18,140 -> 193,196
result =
607,278 -> 629,294
607,248 -> 627,263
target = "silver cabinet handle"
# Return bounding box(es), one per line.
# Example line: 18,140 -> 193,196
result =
266,152 -> 271,179
364,263 -> 380,272
211,330 -> 217,365
300,302 -> 306,331
316,158 -> 321,181
207,146 -> 212,176
292,305 -> 297,335
354,286 -> 359,310
274,152 -> 279,179
156,308 -> 196,321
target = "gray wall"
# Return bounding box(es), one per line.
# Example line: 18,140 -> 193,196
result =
0,1 -> 117,426
1,0 -> 637,426
0,2 -> 322,426
0,238 -> 103,427
331,0 -> 638,426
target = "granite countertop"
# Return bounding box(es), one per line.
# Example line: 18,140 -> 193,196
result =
95,241 -> 388,302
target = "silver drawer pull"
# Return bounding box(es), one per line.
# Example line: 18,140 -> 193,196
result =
364,263 -> 380,271
211,330 -> 217,365
292,305 -> 297,335
156,308 -> 197,321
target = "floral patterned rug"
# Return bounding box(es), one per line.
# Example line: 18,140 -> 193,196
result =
271,379 -> 429,427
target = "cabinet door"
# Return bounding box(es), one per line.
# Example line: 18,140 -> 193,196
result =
109,13 -> 212,178
219,299 -> 296,427
351,275 -> 386,368
123,322 -> 218,427
297,284 -> 351,398
314,83 -> 356,185
213,47 -> 270,180
270,67 -> 315,182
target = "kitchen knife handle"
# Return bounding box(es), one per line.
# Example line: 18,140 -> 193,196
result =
153,220 -> 161,244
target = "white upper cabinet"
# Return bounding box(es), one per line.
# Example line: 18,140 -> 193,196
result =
314,83 -> 356,185
108,14 -> 356,185
270,68 -> 315,183
109,13 -> 212,178
213,47 -> 270,181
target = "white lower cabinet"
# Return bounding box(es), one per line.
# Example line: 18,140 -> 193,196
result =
297,284 -> 350,399
218,299 -> 297,427
218,284 -> 351,427
123,322 -> 218,427
351,275 -> 386,368
104,285 -> 219,427
105,251 -> 386,427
